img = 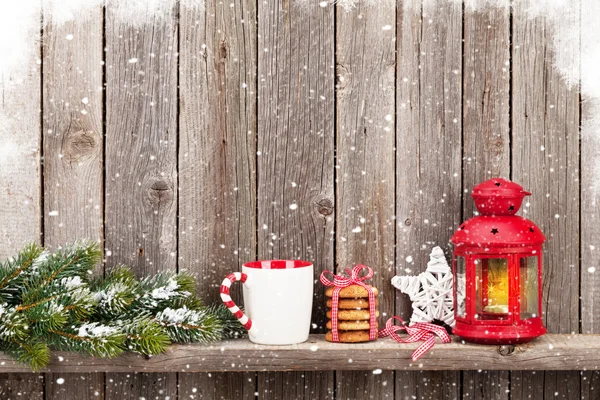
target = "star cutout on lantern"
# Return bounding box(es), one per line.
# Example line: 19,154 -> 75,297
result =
508,205 -> 515,212
391,246 -> 455,328
491,228 -> 499,235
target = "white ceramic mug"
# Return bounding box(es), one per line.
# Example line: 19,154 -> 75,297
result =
220,260 -> 314,345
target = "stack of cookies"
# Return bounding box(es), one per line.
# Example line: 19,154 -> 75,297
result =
324,284 -> 380,343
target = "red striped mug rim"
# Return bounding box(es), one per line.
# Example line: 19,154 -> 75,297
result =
243,260 -> 312,269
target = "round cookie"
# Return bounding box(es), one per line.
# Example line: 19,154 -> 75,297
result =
326,320 -> 377,330
326,298 -> 378,309
324,284 -> 379,298
325,330 -> 371,343
326,309 -> 379,320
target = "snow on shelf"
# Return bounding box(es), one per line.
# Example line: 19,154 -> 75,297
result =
0,334 -> 598,373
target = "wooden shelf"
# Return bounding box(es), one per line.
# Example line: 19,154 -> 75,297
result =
2,334 -> 598,373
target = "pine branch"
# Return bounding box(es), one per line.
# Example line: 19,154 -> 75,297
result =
155,306 -> 222,344
0,243 -> 45,303
0,339 -> 50,371
21,241 -> 101,305
120,317 -> 171,356
0,241 -> 246,370
0,304 -> 29,340
47,323 -> 126,359
207,303 -> 247,339
90,265 -> 139,317
133,271 -> 200,313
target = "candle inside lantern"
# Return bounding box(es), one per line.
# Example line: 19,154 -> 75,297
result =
475,258 -> 509,318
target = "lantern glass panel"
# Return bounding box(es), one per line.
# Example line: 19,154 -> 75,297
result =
475,258 -> 510,320
519,256 -> 539,319
455,256 -> 466,318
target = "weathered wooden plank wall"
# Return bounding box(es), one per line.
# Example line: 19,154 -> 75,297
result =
0,1 -> 593,399
336,0 -> 396,398
0,2 -> 43,399
42,3 -> 105,400
581,0 -> 600,397
257,0 -> 335,398
104,1 -> 179,399
511,0 -> 581,398
461,3 -> 511,399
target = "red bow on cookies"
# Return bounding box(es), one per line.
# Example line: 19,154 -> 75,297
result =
320,265 -> 378,342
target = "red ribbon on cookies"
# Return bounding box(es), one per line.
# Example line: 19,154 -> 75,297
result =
320,265 -> 378,342
378,316 -> 451,361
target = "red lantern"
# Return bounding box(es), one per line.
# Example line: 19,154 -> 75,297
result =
451,178 -> 546,344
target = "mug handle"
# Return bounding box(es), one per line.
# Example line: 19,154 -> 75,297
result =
220,272 -> 253,331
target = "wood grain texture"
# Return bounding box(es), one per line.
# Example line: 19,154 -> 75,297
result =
45,373 -> 104,399
42,7 -> 105,399
257,0 -> 335,398
259,371 -> 334,400
0,374 -> 43,400
105,373 -> 177,399
178,0 -> 257,396
581,0 -> 600,338
396,371 -> 460,400
178,372 -> 255,400
0,4 -> 41,257
42,0 -> 103,247
104,1 -> 179,399
462,5 -> 511,218
463,370 -> 509,399
0,334 -> 594,373
336,0 -> 396,398
396,0 -> 463,396
511,2 -> 581,399
581,0 -> 600,397
461,5 -> 511,399
0,3 -> 42,398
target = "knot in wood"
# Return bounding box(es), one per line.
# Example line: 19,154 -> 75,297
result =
335,63 -> 349,89
63,129 -> 98,162
498,345 -> 515,356
220,40 -> 229,60
316,198 -> 334,216
404,218 -> 412,226
146,178 -> 174,206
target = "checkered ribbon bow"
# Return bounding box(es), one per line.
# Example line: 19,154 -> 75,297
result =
320,265 -> 378,342
378,316 -> 451,361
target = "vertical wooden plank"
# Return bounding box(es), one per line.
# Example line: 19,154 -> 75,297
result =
104,1 -> 178,398
462,370 -> 509,399
257,0 -> 335,398
396,0 -> 462,398
179,372 -> 255,400
105,373 -> 177,399
335,1 -> 395,398
45,373 -> 104,399
511,1 -> 581,398
396,371 -> 460,400
581,0 -> 600,396
178,0 -> 257,397
0,374 -> 43,400
461,4 -> 510,399
462,4 -> 510,217
0,2 -> 42,398
258,371 -> 334,399
0,6 -> 41,257
42,5 -> 105,399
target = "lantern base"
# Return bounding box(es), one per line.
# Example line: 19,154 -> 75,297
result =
452,320 -> 546,345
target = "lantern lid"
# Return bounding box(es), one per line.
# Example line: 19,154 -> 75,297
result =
451,215 -> 545,248
472,178 -> 532,215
